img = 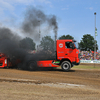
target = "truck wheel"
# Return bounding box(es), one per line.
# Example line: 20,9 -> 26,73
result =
61,61 -> 71,72
28,61 -> 37,71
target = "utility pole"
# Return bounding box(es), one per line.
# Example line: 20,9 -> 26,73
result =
37,20 -> 41,51
94,12 -> 97,61
38,20 -> 41,42
54,32 -> 57,52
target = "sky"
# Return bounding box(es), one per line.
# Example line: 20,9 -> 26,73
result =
0,0 -> 100,49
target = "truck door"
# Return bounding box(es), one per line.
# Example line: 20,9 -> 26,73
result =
57,41 -> 65,59
64,42 -> 76,61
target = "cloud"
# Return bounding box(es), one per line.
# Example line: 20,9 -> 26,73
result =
61,5 -> 69,10
6,0 -> 51,6
0,7 -> 4,15
61,7 -> 69,10
1,0 -> 34,5
89,7 -> 93,10
0,0 -> 53,27
0,0 -> 52,12
0,0 -> 35,21
38,0 -> 51,4
85,7 -> 93,11
0,0 -> 14,11
37,0 -> 52,7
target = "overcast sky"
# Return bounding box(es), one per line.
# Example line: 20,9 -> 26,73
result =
0,0 -> 100,49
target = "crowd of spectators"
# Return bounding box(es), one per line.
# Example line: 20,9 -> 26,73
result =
80,51 -> 100,60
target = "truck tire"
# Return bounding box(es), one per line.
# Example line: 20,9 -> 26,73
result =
61,61 -> 71,72
28,61 -> 37,71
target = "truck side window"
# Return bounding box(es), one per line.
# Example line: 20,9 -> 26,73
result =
65,42 -> 72,48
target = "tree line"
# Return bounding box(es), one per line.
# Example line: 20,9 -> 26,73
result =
19,34 -> 98,51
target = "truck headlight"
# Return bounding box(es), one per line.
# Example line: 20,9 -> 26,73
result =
5,59 -> 7,64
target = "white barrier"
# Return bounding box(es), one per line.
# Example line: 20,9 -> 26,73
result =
80,60 -> 100,63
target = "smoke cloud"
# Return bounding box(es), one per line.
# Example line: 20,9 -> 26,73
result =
0,6 -> 58,70
21,7 -> 58,41
0,27 -> 28,62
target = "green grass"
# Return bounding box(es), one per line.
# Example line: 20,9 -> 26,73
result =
72,64 -> 100,70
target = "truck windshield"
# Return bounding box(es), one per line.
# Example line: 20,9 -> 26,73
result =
74,42 -> 78,49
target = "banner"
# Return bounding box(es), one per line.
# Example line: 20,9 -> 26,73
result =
80,60 -> 100,63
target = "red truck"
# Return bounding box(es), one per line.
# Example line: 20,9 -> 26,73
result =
0,39 -> 80,71
0,53 -> 12,68
29,39 -> 80,71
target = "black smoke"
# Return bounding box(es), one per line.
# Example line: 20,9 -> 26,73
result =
21,7 -> 58,41
0,6 -> 58,70
0,27 -> 28,63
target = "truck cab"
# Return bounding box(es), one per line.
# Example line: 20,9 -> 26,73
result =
0,53 -> 8,68
56,39 -> 80,71
37,39 -> 80,72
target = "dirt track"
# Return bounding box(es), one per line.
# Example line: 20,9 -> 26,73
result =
0,68 -> 100,100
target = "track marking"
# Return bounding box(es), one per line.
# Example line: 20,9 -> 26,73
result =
0,77 -> 85,88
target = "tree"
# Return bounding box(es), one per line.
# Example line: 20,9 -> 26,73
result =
19,37 -> 35,50
78,34 -> 98,51
40,36 -> 54,51
59,34 -> 74,39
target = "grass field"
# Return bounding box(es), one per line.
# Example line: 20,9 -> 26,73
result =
73,63 -> 100,70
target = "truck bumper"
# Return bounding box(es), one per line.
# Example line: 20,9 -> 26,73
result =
72,61 -> 80,66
